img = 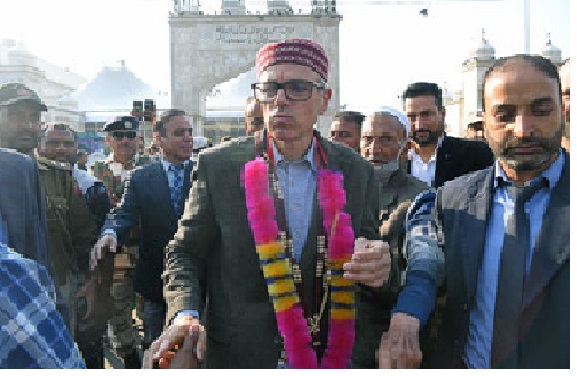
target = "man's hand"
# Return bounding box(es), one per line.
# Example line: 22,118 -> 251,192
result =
142,316 -> 206,369
343,237 -> 391,287
377,312 -> 422,369
90,233 -> 117,271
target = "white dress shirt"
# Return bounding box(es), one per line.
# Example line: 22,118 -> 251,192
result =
408,136 -> 444,187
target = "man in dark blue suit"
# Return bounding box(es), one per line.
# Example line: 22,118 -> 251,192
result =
91,109 -> 195,348
379,55 -> 569,369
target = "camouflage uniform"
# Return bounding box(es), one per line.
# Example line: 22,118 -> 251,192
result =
92,155 -> 140,366
35,156 -> 100,365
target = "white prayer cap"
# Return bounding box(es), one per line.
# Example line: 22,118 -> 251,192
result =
367,106 -> 411,135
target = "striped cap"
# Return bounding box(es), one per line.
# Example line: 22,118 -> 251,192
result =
256,38 -> 329,80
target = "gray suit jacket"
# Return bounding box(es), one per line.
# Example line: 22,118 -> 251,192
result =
163,132 -> 380,368
433,153 -> 570,368
0,148 -> 51,275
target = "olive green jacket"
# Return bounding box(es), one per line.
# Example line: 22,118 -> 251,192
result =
37,156 -> 97,285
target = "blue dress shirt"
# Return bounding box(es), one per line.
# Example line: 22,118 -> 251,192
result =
271,140 -> 316,262
161,158 -> 189,190
175,142 -> 316,321
464,151 -> 565,368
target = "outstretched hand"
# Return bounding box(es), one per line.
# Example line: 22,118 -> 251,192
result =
142,316 -> 206,369
377,312 -> 422,369
90,233 -> 117,270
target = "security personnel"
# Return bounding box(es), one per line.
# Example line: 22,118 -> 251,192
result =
0,83 -> 98,364
91,116 -> 141,369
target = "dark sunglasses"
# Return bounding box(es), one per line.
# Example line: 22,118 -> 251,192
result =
112,130 -> 137,140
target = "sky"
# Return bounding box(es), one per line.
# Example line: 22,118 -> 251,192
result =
0,0 -> 572,113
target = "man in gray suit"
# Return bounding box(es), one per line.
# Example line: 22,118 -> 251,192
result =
352,107 -> 427,368
380,54 -> 569,368
144,38 -> 391,369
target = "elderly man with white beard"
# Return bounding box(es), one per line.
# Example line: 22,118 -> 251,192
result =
352,107 -> 428,368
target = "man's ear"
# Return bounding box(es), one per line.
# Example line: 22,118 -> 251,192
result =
319,88 -> 332,115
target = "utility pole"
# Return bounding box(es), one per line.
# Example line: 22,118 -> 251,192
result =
523,0 -> 530,53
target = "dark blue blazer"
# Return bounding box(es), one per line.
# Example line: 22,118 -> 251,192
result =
103,161 -> 193,303
432,154 -> 570,368
0,149 -> 52,276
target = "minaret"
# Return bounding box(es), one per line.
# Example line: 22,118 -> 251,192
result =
461,28 -> 495,135
541,33 -> 563,66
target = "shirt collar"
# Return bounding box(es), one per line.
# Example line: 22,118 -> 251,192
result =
493,148 -> 565,190
161,158 -> 189,173
408,134 -> 445,162
271,138 -> 317,172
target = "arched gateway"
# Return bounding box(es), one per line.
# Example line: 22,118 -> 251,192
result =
170,1 -> 341,136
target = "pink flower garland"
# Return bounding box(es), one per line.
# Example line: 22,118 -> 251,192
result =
243,157 -> 355,368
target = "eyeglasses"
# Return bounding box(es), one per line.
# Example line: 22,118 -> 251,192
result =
330,130 -> 352,138
45,140 -> 75,148
111,130 -> 137,140
251,80 -> 326,102
171,128 -> 193,137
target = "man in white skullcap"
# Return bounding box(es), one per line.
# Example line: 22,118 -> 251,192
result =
352,106 -> 428,368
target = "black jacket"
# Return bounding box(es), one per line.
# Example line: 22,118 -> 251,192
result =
407,136 -> 494,188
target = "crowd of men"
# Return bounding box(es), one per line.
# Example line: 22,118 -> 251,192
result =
0,37 -> 570,369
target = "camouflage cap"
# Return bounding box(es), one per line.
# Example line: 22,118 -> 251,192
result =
102,115 -> 140,132
0,83 -> 47,111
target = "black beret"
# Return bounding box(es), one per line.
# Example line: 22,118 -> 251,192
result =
102,116 -> 140,132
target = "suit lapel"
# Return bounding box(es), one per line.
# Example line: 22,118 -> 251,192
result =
379,170 -> 400,221
151,162 -> 176,219
300,135 -> 351,277
459,169 -> 493,303
434,137 -> 452,188
523,156 -> 570,307
182,162 -> 193,208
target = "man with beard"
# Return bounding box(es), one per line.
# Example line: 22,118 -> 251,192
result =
91,109 -> 195,352
91,116 -> 142,368
0,83 -> 96,335
379,54 -> 569,368
352,107 -> 427,368
559,58 -> 569,153
402,82 -> 494,187
38,123 -> 111,368
329,110 -> 365,152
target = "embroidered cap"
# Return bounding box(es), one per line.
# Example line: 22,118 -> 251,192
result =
0,83 -> 47,111
256,38 -> 329,81
102,115 -> 140,132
